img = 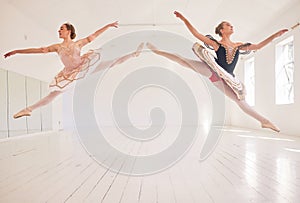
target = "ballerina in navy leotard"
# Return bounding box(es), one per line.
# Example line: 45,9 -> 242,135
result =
147,11 -> 288,132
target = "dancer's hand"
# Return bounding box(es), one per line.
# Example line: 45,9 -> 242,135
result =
174,11 -> 185,21
274,29 -> 288,38
108,21 -> 119,28
4,50 -> 17,58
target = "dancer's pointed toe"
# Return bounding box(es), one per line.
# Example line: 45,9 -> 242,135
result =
134,42 -> 144,57
262,121 -> 280,133
13,108 -> 32,119
146,42 -> 157,51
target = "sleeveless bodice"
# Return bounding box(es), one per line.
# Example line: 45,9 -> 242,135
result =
215,44 -> 240,76
49,42 -> 101,90
57,43 -> 82,70
204,35 -> 251,77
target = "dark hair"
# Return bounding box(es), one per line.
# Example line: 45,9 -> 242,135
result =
215,21 -> 226,37
64,23 -> 76,39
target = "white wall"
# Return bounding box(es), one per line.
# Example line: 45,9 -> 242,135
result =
229,4 -> 300,136
0,68 -> 54,138
2,1 -> 299,136
62,53 -> 217,130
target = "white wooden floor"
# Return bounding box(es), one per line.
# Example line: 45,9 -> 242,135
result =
0,127 -> 300,203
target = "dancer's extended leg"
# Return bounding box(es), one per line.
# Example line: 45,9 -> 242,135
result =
14,43 -> 144,119
146,42 -> 212,77
213,81 -> 280,132
13,90 -> 62,119
91,43 -> 144,74
147,42 -> 280,132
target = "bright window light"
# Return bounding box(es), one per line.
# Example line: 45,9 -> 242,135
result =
244,57 -> 255,106
275,36 -> 294,105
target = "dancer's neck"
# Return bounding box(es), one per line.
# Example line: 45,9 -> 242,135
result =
62,38 -> 73,44
220,35 -> 235,47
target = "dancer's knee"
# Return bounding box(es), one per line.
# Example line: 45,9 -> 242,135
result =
50,90 -> 62,96
209,71 -> 221,82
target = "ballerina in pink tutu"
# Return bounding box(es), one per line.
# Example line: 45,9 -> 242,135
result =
4,21 -> 143,119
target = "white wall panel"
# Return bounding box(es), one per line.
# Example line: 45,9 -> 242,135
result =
8,71 -> 27,136
0,69 -> 8,138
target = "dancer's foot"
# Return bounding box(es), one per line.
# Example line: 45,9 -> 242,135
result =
146,42 -> 159,53
262,121 -> 280,133
13,108 -> 32,119
134,42 -> 144,57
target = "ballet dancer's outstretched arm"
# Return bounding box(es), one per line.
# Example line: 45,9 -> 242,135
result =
76,21 -> 118,48
174,11 -> 219,51
3,21 -> 119,58
4,44 -> 59,58
242,29 -> 288,51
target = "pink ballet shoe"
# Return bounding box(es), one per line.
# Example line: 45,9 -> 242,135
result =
13,108 -> 32,119
146,42 -> 158,52
134,42 -> 144,57
262,121 -> 280,133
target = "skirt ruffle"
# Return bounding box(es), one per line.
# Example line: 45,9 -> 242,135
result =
192,43 -> 246,100
49,49 -> 101,91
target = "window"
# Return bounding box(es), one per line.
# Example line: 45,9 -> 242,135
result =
244,57 -> 255,106
275,36 -> 294,104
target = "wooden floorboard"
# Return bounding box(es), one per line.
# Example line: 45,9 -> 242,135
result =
0,127 -> 300,203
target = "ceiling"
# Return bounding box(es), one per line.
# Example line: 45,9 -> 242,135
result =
1,0 -> 300,81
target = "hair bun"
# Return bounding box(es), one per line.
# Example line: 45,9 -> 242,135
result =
71,33 -> 76,39
215,27 -> 218,35
215,21 -> 225,37
64,23 -> 76,39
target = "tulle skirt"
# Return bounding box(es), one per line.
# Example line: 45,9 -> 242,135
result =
49,49 -> 101,91
192,43 -> 246,100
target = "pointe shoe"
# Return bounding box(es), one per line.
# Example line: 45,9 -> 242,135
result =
134,42 -> 144,57
262,121 -> 280,133
146,42 -> 158,52
13,108 -> 32,119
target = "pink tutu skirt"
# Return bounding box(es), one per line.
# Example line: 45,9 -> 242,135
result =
49,49 -> 101,91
